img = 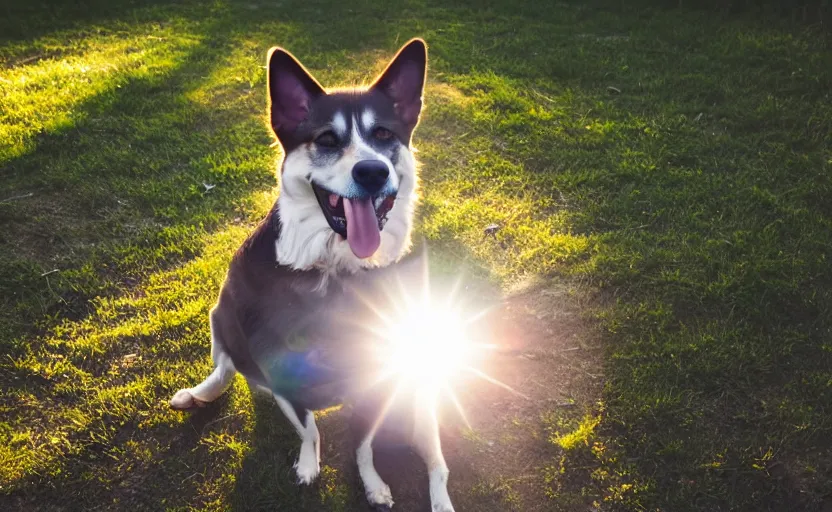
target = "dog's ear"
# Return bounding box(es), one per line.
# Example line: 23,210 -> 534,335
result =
371,38 -> 427,130
267,47 -> 325,137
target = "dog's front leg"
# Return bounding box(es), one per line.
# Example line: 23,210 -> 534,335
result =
273,394 -> 320,484
170,309 -> 237,409
413,396 -> 454,512
356,432 -> 395,510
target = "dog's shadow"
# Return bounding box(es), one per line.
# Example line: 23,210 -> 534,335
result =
229,389 -> 323,511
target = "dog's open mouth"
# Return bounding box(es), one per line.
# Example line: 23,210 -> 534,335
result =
311,183 -> 396,259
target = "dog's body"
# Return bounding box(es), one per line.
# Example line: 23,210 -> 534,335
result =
170,40 -> 456,511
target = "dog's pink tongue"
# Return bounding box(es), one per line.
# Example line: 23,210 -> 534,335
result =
343,197 -> 380,259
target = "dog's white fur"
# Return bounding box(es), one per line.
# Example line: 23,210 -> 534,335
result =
169,314 -> 236,409
403,389 -> 453,512
273,393 -> 321,484
357,435 -> 395,508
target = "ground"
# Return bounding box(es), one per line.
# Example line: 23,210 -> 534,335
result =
1,0 -> 831,511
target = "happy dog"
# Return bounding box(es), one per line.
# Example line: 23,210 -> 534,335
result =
170,39 -> 457,511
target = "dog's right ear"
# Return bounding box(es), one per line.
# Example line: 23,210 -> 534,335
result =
267,48 -> 325,138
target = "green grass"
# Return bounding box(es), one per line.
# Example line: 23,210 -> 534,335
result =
1,0 -> 831,510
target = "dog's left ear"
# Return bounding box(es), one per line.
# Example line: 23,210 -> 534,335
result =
371,38 -> 427,130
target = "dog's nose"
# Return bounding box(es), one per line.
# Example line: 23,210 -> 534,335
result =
352,160 -> 389,196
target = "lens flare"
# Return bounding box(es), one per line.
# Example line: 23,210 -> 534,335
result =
362,262 -> 525,432
380,303 -> 472,385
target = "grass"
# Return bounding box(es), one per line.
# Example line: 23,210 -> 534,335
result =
1,0 -> 831,510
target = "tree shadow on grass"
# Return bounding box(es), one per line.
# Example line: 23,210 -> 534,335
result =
0,0 -> 190,46
1,3 -> 246,340
0,1 -> 263,378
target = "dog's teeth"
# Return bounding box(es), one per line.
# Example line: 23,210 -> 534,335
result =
329,194 -> 339,208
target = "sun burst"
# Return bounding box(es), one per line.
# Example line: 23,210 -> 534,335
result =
363,260 -> 524,429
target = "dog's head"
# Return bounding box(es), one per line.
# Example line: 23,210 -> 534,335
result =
268,39 -> 427,273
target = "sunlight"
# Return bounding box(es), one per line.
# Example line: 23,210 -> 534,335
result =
379,302 -> 472,385
0,22 -> 200,164
365,259 -> 523,429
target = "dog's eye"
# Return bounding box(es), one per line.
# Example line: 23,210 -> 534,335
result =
372,127 -> 394,141
315,131 -> 339,148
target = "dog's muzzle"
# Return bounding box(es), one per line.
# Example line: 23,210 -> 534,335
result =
311,162 -> 397,259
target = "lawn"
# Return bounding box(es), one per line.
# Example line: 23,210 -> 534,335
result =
1,0 -> 831,510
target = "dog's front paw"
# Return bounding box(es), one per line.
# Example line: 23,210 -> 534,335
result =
294,441 -> 320,485
366,484 -> 394,510
430,490 -> 454,512
294,463 -> 319,485
170,389 -> 205,410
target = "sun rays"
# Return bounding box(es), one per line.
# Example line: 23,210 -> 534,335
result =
353,254 -> 524,432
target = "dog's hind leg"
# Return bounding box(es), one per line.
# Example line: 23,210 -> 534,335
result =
413,395 -> 454,512
273,394 -> 321,484
356,430 -> 394,510
170,311 -> 237,409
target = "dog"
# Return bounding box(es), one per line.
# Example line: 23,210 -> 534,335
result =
170,39 -> 457,512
